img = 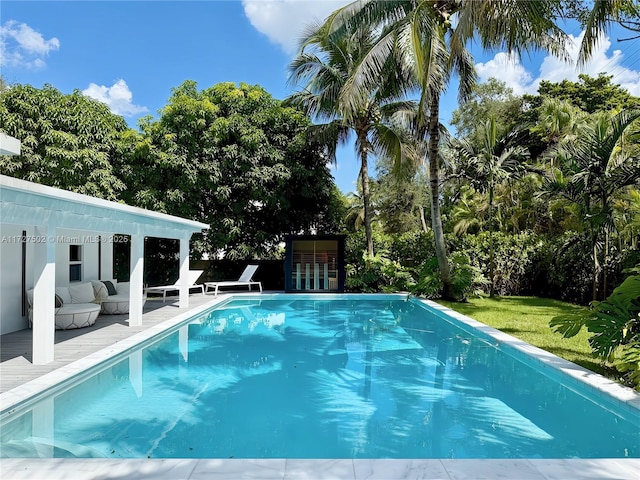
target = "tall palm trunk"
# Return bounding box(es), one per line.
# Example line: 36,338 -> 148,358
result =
488,185 -> 496,298
427,93 -> 452,297
358,130 -> 374,257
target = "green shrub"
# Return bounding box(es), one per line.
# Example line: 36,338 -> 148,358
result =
345,252 -> 414,293
410,257 -> 442,298
454,231 -> 541,296
389,230 -> 435,266
411,252 -> 487,301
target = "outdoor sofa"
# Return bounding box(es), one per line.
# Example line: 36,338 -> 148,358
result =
27,279 -> 147,330
96,279 -> 147,314
27,281 -> 103,330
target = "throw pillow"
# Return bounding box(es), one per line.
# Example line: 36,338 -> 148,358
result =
102,280 -> 117,296
68,282 -> 96,304
54,293 -> 64,308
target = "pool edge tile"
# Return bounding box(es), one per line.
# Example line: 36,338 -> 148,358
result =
284,459 -> 355,480
190,459 -> 286,479
353,459 -> 451,479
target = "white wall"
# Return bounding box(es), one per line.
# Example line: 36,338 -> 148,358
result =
0,226 -> 117,334
0,224 -> 33,333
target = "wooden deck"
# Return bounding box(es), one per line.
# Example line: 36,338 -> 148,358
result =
0,294 -> 215,394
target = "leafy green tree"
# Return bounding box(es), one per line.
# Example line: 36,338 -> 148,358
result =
321,0 -> 567,298
375,157 -> 430,235
0,83 -> 128,199
286,22 -> 411,257
450,78 -> 523,147
116,81 -> 339,259
536,74 -> 640,114
543,109 -> 640,300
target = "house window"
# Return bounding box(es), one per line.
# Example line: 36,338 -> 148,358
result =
69,245 -> 82,282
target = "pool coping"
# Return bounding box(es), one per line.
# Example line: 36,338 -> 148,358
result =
1,293 -> 639,480
416,298 -> 640,415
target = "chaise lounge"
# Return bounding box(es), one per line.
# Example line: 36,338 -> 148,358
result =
204,264 -> 262,296
145,270 -> 205,302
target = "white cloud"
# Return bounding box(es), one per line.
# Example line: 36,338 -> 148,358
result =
242,0 -> 348,54
0,20 -> 60,69
82,79 -> 149,117
475,31 -> 640,97
475,52 -> 534,95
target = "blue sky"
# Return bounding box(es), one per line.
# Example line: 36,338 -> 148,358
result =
1,1 -> 639,194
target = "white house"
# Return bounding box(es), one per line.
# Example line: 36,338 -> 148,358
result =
0,135 -> 209,364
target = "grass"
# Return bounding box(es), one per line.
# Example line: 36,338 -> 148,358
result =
438,295 -> 619,380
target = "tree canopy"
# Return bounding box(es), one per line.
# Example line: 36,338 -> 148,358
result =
115,81 -> 340,259
535,73 -> 640,114
0,83 -> 128,199
0,81 -> 342,259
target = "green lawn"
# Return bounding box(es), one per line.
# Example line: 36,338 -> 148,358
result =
438,295 -> 618,380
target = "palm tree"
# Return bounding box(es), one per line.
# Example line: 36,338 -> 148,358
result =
577,0 -> 640,65
450,118 -> 530,296
286,22 -> 412,257
543,109 -> 640,299
319,0 -> 567,298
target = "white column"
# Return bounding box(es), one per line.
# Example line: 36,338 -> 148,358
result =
129,234 -> 144,326
178,236 -> 190,308
32,225 -> 56,365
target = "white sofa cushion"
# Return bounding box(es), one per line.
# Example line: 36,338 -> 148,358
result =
100,282 -> 145,314
68,282 -> 96,304
55,287 -> 72,305
91,281 -> 109,303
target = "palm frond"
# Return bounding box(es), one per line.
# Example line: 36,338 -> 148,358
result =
578,0 -> 626,66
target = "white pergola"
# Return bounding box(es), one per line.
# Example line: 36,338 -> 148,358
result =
0,173 -> 209,364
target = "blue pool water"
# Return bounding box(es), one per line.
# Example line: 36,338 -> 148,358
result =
1,296 -> 639,459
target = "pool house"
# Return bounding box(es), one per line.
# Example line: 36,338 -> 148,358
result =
0,168 -> 209,365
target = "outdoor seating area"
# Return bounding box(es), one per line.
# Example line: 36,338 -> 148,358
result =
25,280 -> 150,330
27,281 -> 102,330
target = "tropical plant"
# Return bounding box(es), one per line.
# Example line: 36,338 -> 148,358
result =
570,0 -> 640,65
550,269 -> 640,390
542,109 -> 640,300
319,0 -> 568,299
412,252 -> 485,301
286,22 -> 412,257
345,251 -> 415,293
449,118 -> 530,296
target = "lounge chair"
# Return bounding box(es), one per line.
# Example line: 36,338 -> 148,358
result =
146,270 -> 205,302
204,265 -> 262,296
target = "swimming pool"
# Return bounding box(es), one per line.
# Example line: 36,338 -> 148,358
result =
1,294 -> 639,460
